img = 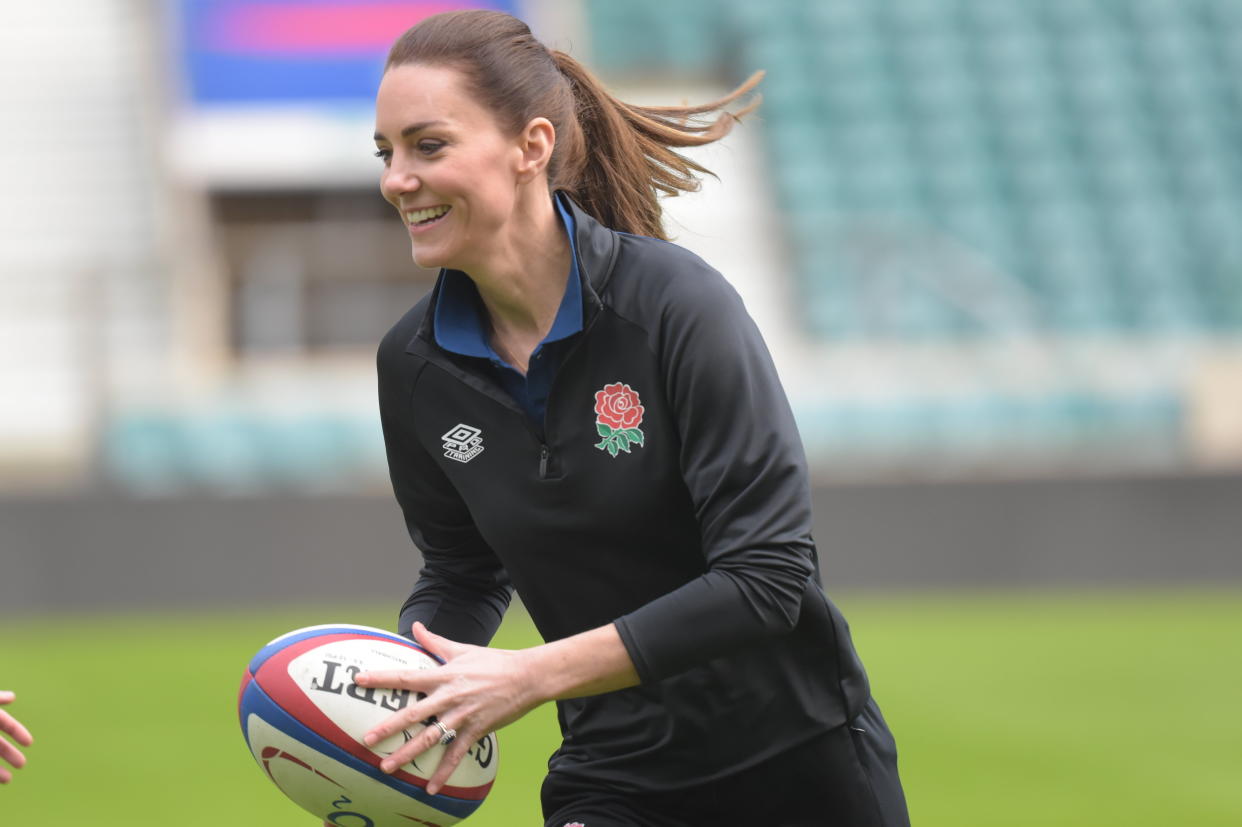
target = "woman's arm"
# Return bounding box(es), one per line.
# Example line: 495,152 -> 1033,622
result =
612,257 -> 817,682
379,335 -> 513,646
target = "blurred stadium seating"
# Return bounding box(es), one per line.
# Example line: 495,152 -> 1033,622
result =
589,0 -> 1242,337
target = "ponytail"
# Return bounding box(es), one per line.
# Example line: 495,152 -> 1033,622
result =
385,10 -> 762,239
550,53 -> 762,239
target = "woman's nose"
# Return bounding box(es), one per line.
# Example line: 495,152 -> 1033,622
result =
382,159 -> 420,201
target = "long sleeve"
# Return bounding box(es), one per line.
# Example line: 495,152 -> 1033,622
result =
378,333 -> 513,645
613,268 -> 816,683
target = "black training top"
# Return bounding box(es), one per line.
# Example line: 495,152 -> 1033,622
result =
377,192 -> 872,791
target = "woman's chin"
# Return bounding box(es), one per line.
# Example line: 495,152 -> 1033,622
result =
411,245 -> 449,271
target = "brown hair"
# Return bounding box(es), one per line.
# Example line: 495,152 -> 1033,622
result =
385,9 -> 762,240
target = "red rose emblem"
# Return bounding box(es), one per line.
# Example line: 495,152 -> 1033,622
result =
592,382 -> 647,457
594,382 -> 644,431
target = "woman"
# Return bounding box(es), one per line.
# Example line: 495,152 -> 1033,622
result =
357,10 -> 909,826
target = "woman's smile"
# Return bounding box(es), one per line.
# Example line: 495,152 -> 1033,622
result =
405,204 -> 452,234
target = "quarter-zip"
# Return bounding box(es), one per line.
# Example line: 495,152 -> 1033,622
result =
530,303 -> 602,480
405,190 -> 614,483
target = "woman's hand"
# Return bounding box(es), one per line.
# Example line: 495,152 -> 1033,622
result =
0,691 -> 34,785
355,621 -> 640,795
355,622 -> 543,795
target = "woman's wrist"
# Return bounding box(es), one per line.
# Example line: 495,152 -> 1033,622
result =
524,623 -> 640,703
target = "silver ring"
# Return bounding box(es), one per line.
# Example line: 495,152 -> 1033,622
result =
432,719 -> 456,745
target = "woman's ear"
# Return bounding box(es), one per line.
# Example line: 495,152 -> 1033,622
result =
515,117 -> 556,182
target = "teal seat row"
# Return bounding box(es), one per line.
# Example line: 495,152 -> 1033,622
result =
103,411 -> 388,495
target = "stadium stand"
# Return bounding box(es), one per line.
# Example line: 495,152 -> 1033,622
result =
586,0 -> 1242,339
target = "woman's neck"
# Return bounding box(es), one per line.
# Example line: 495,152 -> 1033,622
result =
467,191 -> 572,371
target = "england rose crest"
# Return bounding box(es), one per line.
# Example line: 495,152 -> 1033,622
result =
593,381 -> 645,457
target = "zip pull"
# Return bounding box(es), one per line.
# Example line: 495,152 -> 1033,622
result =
539,445 -> 550,479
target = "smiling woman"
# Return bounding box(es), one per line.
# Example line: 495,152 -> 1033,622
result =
364,9 -> 910,827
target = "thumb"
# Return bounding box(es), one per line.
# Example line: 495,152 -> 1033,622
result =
411,621 -> 468,662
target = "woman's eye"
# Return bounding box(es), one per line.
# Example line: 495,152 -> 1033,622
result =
374,148 -> 391,163
417,140 -> 444,155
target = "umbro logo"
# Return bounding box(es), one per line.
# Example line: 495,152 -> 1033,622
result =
442,424 -> 484,463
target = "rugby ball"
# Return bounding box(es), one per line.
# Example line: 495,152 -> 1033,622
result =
238,623 -> 498,827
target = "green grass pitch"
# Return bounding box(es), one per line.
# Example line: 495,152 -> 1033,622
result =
1,587 -> 1239,825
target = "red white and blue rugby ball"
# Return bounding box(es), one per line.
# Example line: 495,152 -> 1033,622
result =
238,623 -> 498,827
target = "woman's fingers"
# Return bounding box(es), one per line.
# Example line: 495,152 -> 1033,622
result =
354,668 -> 437,691
355,636 -> 533,785
350,628 -> 492,777
361,687 -> 444,750
410,621 -> 468,661
0,692 -> 33,782
376,711 -> 463,775
424,728 -> 479,795
0,709 -> 31,780
0,692 -> 34,748
0,709 -> 33,748
0,730 -> 27,772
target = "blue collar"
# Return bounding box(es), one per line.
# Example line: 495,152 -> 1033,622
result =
433,196 -> 582,359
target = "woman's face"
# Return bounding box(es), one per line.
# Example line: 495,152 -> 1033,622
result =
374,63 -> 524,272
